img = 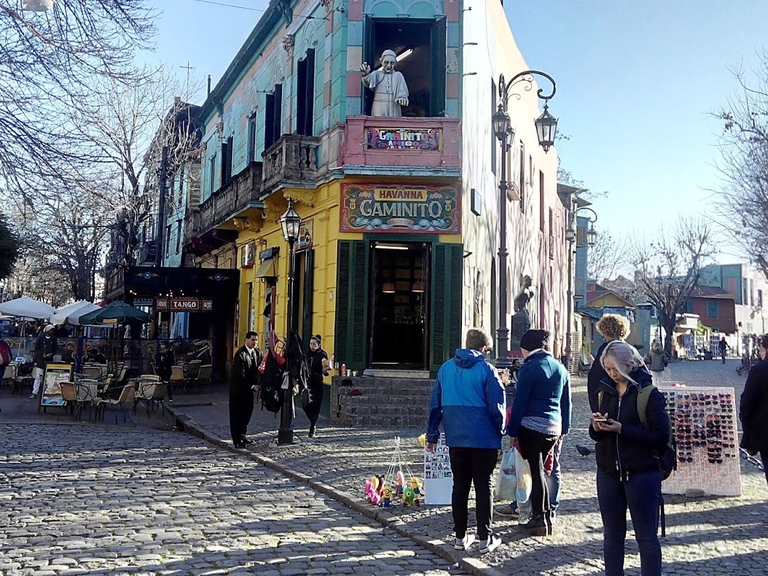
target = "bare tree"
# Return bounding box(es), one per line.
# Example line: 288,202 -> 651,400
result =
712,51 -> 768,275
0,212 -> 20,282
588,229 -> 631,282
631,217 -> 717,355
0,1 -> 155,199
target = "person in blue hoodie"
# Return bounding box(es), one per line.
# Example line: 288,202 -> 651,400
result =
507,329 -> 571,537
426,328 -> 506,554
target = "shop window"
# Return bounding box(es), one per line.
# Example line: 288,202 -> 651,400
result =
362,17 -> 446,117
296,49 -> 316,136
264,84 -> 283,150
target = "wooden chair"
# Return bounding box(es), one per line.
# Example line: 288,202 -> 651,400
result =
185,360 -> 202,393
59,382 -> 78,420
188,363 -> 211,394
169,365 -> 184,397
2,362 -> 17,393
74,381 -> 99,421
96,385 -> 135,425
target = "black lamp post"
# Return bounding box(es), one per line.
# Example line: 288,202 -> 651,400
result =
278,198 -> 301,445
565,205 -> 597,365
494,70 -> 558,373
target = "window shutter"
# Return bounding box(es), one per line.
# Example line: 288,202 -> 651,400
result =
273,84 -> 283,141
264,93 -> 276,149
430,243 -> 463,371
297,49 -> 315,135
335,240 -> 369,369
430,17 -> 447,117
302,248 -> 315,342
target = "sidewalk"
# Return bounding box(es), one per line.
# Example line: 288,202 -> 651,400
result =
166,373 -> 768,576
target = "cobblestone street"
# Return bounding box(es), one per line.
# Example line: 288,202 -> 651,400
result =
1,358 -> 767,575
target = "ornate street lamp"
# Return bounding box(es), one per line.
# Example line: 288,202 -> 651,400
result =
565,204 -> 598,367
494,70 -> 558,378
278,198 -> 301,445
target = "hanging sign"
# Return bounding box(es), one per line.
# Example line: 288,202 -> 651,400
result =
296,220 -> 313,252
171,298 -> 200,312
366,127 -> 442,151
156,298 -> 169,310
340,183 -> 460,235
133,297 -> 153,306
202,300 -> 213,312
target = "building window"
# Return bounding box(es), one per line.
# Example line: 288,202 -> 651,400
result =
247,114 -> 258,163
165,224 -> 172,255
576,227 -> 585,248
221,136 -> 233,187
519,142 -> 525,212
548,207 -> 554,259
743,277 -> 748,305
707,300 -> 719,318
750,278 -> 754,307
759,289 -> 763,308
175,219 -> 182,254
264,84 -> 283,150
296,49 -> 316,136
209,154 -> 216,194
686,300 -> 694,313
539,171 -> 545,232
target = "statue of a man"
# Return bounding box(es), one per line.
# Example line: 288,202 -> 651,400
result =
360,49 -> 409,117
511,275 -> 534,350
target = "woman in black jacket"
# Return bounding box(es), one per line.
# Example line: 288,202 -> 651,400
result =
589,340 -> 669,576
740,335 -> 768,485
304,335 -> 329,438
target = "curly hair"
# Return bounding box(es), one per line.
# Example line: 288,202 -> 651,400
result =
596,314 -> 630,341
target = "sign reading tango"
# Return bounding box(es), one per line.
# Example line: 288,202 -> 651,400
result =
366,127 -> 442,151
340,184 -> 460,235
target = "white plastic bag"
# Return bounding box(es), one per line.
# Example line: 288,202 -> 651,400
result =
494,448 -> 517,502
515,447 -> 532,508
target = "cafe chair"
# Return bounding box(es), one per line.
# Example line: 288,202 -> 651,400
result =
74,381 -> 99,421
169,365 -> 185,397
59,382 -> 79,420
96,385 -> 135,425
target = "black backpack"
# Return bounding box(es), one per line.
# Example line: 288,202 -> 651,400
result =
259,349 -> 284,414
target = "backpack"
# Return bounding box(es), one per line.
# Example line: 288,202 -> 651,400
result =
0,340 -> 11,367
598,384 -> 677,480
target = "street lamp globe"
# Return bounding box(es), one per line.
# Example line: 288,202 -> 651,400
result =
535,103 -> 558,152
587,224 -> 598,247
280,199 -> 301,243
565,227 -> 576,244
492,104 -> 511,142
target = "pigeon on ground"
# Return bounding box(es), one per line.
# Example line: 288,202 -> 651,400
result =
576,444 -> 595,457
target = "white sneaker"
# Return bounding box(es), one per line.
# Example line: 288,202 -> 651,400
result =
454,534 -> 475,550
479,534 -> 501,554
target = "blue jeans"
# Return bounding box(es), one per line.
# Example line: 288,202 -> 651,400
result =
597,468 -> 662,576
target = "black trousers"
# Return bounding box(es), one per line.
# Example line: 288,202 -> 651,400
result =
517,426 -> 559,521
448,447 -> 498,540
229,390 -> 254,443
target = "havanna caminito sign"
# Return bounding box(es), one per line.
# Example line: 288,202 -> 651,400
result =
340,184 -> 460,234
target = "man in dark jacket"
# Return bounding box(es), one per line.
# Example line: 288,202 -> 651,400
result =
155,341 -> 176,400
31,325 -> 58,399
740,336 -> 768,484
426,328 -> 505,554
229,331 -> 261,448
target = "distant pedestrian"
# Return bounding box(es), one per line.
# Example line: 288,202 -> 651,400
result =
740,335 -> 768,485
229,331 -> 261,449
643,342 -> 669,383
588,314 -> 630,412
718,337 -> 730,364
155,341 -> 175,400
426,328 -> 505,554
31,325 -> 58,399
0,337 -> 12,413
590,340 -> 668,576
506,329 -> 571,537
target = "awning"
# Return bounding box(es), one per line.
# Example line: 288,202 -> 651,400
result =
254,258 -> 277,279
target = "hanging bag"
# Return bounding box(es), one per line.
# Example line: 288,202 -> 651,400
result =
494,448 -> 518,502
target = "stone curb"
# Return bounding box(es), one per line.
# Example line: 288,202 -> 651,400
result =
168,405 -> 499,576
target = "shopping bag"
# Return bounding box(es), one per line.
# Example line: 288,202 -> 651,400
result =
515,447 -> 532,507
494,448 -> 518,502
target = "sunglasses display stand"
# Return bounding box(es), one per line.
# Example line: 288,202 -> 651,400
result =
659,386 -> 741,496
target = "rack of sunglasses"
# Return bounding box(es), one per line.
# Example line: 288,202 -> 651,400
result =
659,386 -> 741,496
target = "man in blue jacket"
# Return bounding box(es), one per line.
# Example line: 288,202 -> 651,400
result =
427,328 -> 505,554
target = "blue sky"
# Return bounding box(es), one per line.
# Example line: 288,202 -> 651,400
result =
144,0 -> 767,259
507,0 -> 768,257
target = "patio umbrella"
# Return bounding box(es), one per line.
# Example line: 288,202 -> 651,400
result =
78,300 -> 151,325
50,301 -> 103,326
0,296 -> 55,319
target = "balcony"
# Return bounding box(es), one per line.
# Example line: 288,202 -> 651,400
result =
339,116 -> 461,177
262,133 -> 320,194
197,161 -> 262,234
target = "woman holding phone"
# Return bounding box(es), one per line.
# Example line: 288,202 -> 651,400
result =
589,340 -> 669,576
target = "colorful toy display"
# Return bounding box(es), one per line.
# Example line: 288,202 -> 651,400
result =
363,437 -> 425,508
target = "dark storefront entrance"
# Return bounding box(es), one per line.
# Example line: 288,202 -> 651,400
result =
370,241 -> 429,369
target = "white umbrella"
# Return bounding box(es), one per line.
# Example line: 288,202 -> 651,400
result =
50,301 -> 101,325
0,296 -> 56,319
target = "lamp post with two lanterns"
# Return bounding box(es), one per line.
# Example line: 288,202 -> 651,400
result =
492,70 -> 558,374
564,205 -> 597,365
278,198 -> 302,445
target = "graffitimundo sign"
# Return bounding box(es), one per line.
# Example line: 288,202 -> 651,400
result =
340,184 -> 460,234
366,127 -> 442,151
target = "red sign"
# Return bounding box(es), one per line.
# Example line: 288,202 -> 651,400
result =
202,300 -> 213,312
171,298 -> 200,311
156,298 -> 169,310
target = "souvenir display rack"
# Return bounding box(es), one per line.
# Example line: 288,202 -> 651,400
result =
660,386 -> 741,496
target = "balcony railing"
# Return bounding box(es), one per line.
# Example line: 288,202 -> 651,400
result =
197,161 -> 262,233
262,133 -> 320,193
